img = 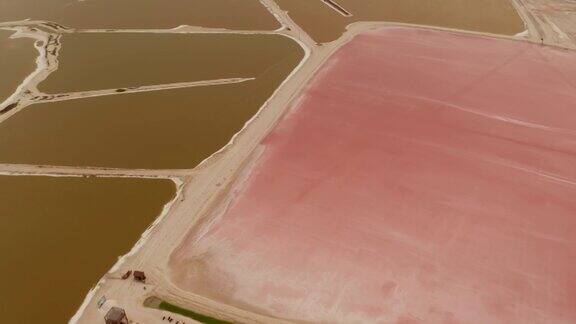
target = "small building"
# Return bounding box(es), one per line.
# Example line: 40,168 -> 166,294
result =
134,270 -> 146,282
97,295 -> 107,309
121,270 -> 132,280
104,307 -> 128,324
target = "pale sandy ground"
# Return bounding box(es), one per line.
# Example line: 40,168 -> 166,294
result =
0,23 -> 59,114
1,0 -> 575,323
519,0 -> 576,48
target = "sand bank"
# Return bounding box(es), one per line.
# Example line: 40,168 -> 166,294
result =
0,29 -> 36,104
0,26 -> 59,114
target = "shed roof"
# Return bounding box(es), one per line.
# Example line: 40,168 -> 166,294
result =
105,307 -> 126,321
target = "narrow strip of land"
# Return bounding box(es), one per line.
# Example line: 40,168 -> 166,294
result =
0,163 -> 190,178
33,78 -> 255,103
320,0 -> 352,17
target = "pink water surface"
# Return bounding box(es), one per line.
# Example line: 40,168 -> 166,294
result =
171,27 -> 576,323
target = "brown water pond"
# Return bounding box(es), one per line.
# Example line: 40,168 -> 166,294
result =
0,0 -> 278,30
0,175 -> 175,323
0,29 -> 36,103
0,34 -> 303,169
276,0 -> 525,43
41,33 -> 298,93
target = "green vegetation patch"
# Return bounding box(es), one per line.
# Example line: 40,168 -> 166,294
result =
159,302 -> 232,324
144,296 -> 231,324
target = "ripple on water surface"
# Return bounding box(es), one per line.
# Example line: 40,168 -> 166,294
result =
0,175 -> 176,323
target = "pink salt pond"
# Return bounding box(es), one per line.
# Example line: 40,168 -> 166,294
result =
171,27 -> 576,323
